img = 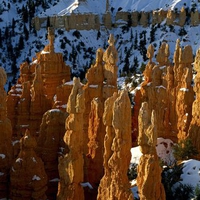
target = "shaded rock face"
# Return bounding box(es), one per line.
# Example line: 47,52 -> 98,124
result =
132,40 -> 194,143
53,80 -> 73,112
0,67 -> 12,199
137,102 -> 165,200
57,77 -> 85,200
97,91 -> 134,200
37,109 -> 68,200
10,129 -> 47,200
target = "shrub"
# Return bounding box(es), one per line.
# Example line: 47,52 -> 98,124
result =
194,184 -> 200,200
127,163 -> 138,181
173,183 -> 194,200
173,138 -> 198,161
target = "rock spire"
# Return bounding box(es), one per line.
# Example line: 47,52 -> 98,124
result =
137,102 -> 166,200
10,129 -> 47,200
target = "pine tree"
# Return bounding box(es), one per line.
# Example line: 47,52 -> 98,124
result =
18,35 -> 24,50
134,32 -> 138,50
4,26 -> 9,41
23,24 -> 29,41
11,18 -> 16,36
46,16 -> 50,28
22,5 -> 28,23
0,29 -> 2,47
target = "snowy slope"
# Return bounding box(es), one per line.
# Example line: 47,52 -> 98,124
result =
39,0 -> 200,16
1,0 -> 200,91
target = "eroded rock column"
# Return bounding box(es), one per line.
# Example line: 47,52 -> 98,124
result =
57,77 -> 85,200
97,91 -> 134,200
10,129 -> 47,200
0,67 -> 12,199
137,102 -> 165,200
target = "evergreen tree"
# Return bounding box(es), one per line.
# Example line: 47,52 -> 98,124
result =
4,26 -> 9,41
134,32 -> 138,50
23,24 -> 29,41
18,35 -> 24,50
11,18 -> 16,36
22,5 -> 28,23
0,29 -> 2,47
46,16 -> 50,28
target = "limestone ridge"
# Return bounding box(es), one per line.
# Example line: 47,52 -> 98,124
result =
137,102 -> 166,200
0,67 -> 12,199
132,39 -> 194,143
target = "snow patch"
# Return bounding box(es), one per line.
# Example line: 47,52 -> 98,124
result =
50,178 -> 60,182
80,182 -> 93,189
12,140 -> 20,146
32,175 -> 41,181
0,154 -> 5,159
180,88 -> 189,92
16,158 -> 23,163
0,172 -> 4,176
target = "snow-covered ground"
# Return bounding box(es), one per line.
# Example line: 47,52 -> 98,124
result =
131,138 -> 200,199
39,0 -> 200,16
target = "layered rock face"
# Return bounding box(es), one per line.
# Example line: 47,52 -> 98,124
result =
37,109 -> 68,200
0,67 -> 12,199
132,40 -> 194,143
57,77 -> 85,200
97,91 -> 134,200
10,129 -> 47,200
137,102 -> 165,200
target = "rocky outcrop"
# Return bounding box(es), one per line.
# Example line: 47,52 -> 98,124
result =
83,41 -> 118,199
97,91 -> 134,200
0,67 -> 12,199
37,109 -> 68,200
179,7 -> 186,26
132,41 -> 194,143
140,12 -> 148,27
57,77 -> 85,200
137,102 -> 165,200
10,129 -> 47,200
7,27 -> 71,138
191,10 -> 199,26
